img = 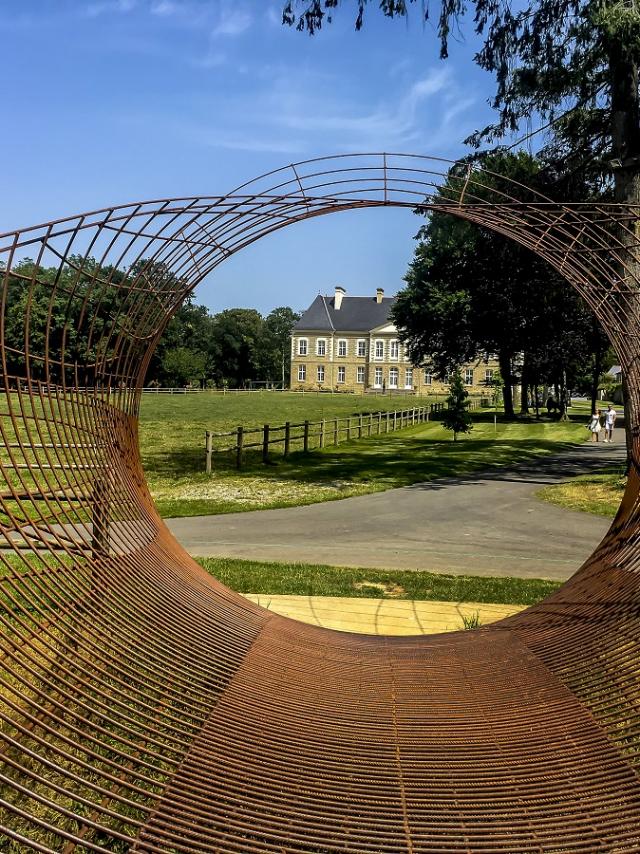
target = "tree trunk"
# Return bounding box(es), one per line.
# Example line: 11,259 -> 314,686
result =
590,348 -> 603,417
498,351 -> 515,419
520,368 -> 529,415
610,46 -> 640,465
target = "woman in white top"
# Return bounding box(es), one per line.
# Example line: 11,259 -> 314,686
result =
589,410 -> 602,442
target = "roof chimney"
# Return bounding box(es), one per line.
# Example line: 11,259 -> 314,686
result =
376,287 -> 384,304
334,286 -> 345,310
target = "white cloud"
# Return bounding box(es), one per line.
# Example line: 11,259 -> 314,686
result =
266,6 -> 282,27
211,7 -> 253,37
84,0 -> 136,17
265,68 -> 453,150
180,125 -> 306,155
191,49 -> 227,69
150,0 -> 179,15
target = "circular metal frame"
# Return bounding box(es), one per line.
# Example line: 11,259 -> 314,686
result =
1,153 -> 640,852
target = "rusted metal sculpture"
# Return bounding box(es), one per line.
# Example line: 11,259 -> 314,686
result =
1,153 -> 640,852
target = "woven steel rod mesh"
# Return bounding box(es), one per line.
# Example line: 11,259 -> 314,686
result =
1,153 -> 640,852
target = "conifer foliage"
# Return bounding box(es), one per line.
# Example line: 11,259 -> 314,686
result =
442,369 -> 473,441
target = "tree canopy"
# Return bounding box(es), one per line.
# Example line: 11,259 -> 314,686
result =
393,152 -> 612,417
3,259 -> 300,389
283,0 -> 640,204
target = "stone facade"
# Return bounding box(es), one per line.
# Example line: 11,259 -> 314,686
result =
291,287 -> 499,395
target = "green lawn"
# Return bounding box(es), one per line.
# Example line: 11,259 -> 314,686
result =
537,467 -> 627,517
196,556 -> 561,605
137,392 -> 589,517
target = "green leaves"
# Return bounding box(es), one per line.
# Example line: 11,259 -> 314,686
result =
442,368 -> 474,439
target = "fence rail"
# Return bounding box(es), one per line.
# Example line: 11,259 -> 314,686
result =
204,398 -> 490,471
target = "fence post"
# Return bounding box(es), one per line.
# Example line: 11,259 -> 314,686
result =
320,419 -> 325,448
205,431 -> 213,474
378,412 -> 382,434
303,420 -> 310,452
358,414 -> 363,439
262,423 -> 270,464
368,414 -> 372,437
236,426 -> 244,470
284,422 -> 291,458
386,411 -> 390,433
393,411 -> 397,432
334,418 -> 339,445
412,407 -> 416,426
347,416 -> 352,440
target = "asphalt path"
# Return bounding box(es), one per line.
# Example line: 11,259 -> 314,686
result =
167,429 -> 626,581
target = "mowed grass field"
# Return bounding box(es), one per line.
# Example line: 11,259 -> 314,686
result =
138,391 -> 590,518
537,466 -> 627,517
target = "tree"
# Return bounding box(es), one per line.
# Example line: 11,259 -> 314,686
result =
148,297 -> 215,386
161,347 -> 207,387
442,369 -> 473,440
393,152 -> 611,418
258,307 -> 301,386
283,2 -> 639,206
209,308 -> 264,388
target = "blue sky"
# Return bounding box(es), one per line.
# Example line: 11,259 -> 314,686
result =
0,0 -> 506,314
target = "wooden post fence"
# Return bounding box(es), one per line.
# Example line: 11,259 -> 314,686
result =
205,431 -> 213,474
236,426 -> 244,470
284,422 -> 291,458
204,397 -> 491,471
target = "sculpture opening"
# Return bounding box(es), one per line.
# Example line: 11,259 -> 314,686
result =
1,153 -> 640,852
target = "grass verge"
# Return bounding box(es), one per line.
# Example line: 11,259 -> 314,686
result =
195,556 -> 561,606
145,406 -> 588,518
537,466 -> 627,517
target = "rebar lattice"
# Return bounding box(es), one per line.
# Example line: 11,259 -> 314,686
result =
1,153 -> 640,852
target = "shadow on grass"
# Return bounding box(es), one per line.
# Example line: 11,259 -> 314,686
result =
142,411 -> 623,494
275,438 -> 585,488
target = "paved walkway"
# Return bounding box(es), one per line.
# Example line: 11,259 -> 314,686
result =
168,430 -> 626,581
241,594 -> 525,634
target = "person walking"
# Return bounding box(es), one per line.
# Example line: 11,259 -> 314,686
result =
603,404 -> 617,442
589,409 -> 603,442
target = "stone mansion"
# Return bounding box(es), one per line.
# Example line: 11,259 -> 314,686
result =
290,286 -> 499,394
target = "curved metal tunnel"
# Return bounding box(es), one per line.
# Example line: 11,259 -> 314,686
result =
1,154 -> 640,852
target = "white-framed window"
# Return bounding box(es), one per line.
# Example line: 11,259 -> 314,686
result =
298,338 -> 308,356
298,364 -> 306,382
465,368 -> 474,385
337,366 -> 346,383
374,367 -> 383,388
316,338 -> 326,356
390,340 -> 399,360
424,370 -> 432,385
389,367 -> 399,388
444,371 -> 451,384
317,365 -> 325,383
405,368 -> 413,389
357,339 -> 367,357
337,339 -> 347,357
485,369 -> 494,384
374,340 -> 384,360
357,366 -> 365,384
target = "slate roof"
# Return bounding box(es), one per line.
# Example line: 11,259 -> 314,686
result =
294,294 -> 397,333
